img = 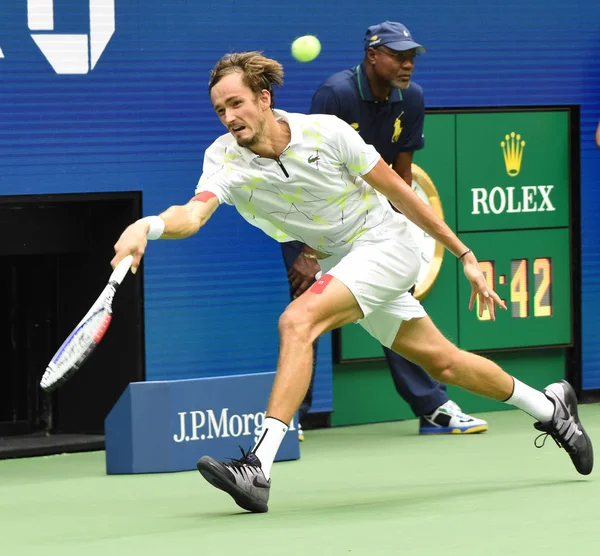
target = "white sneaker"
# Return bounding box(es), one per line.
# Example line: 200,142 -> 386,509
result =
298,423 -> 304,442
419,400 -> 488,435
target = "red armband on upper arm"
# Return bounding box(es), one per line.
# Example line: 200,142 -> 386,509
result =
192,191 -> 216,203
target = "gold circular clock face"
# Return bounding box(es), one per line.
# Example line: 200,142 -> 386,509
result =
409,163 -> 445,300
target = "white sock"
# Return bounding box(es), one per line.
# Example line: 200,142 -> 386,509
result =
252,417 -> 288,480
505,377 -> 555,422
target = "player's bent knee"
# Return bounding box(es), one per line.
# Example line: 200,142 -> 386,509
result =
279,296 -> 337,344
432,367 -> 457,385
420,347 -> 462,384
278,306 -> 313,343
423,363 -> 452,384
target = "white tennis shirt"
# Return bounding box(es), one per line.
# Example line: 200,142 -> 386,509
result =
195,110 -> 398,256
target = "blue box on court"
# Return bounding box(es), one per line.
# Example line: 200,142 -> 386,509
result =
104,372 -> 300,474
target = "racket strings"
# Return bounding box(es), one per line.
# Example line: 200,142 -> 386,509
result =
41,307 -> 112,390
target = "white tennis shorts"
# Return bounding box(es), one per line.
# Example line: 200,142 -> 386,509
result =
318,214 -> 427,348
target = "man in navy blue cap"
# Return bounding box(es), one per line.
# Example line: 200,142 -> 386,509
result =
282,21 -> 489,436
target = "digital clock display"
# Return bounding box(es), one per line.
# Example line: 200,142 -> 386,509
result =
458,228 -> 571,351
476,257 -> 553,320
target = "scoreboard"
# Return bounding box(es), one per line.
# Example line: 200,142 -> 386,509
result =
457,228 -> 571,350
336,107 -> 576,361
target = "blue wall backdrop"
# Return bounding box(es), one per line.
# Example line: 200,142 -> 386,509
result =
1,0 -> 600,401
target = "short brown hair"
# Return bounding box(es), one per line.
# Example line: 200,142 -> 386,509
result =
209,52 -> 284,108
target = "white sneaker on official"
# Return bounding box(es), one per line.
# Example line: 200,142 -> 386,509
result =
419,400 -> 488,435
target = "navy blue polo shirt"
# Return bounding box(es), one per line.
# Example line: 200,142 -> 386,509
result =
309,63 -> 425,165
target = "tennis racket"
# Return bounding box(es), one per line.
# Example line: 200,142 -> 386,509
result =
40,255 -> 134,393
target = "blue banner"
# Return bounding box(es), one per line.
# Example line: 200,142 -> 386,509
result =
105,372 -> 300,474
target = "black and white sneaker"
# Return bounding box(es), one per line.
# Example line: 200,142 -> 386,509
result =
534,380 -> 593,475
197,447 -> 270,513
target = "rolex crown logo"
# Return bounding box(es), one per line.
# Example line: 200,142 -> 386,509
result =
500,131 -> 525,177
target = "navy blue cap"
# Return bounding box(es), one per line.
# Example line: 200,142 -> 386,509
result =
364,21 -> 426,53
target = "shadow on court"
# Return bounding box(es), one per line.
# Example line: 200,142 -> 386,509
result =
192,477 -> 590,519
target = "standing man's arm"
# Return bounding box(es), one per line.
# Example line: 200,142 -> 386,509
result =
389,153 -> 415,215
390,87 -> 425,205
596,121 -> 600,149
392,152 -> 415,187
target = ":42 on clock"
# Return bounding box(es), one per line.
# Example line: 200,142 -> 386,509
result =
477,258 -> 552,321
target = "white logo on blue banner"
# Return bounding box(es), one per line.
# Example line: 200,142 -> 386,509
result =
27,0 -> 115,74
173,408 -> 296,444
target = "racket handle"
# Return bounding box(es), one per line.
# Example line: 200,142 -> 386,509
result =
109,255 -> 133,285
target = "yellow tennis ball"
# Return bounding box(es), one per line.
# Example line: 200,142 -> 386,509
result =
291,35 -> 321,62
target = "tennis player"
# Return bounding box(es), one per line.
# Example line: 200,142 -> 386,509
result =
112,51 -> 593,513
286,21 -> 488,435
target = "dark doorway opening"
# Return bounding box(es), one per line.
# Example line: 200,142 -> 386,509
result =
0,192 -> 144,457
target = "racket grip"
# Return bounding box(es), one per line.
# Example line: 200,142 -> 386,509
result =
110,255 -> 133,285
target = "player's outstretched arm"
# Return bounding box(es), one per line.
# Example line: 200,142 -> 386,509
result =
364,159 -> 466,254
160,193 -> 220,239
112,194 -> 219,273
363,159 -> 506,319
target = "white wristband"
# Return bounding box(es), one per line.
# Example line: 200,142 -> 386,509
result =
140,216 -> 165,240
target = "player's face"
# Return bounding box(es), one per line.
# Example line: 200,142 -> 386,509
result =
373,47 -> 417,89
211,72 -> 270,148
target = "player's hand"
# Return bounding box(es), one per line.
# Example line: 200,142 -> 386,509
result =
461,252 -> 506,320
288,254 -> 320,298
112,220 -> 149,274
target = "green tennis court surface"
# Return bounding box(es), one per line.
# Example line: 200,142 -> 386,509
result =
1,406 -> 598,556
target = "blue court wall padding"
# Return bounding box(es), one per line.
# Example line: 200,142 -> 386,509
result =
1,0 -> 599,392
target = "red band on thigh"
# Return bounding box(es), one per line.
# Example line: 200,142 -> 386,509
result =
310,273 -> 334,294
192,191 -> 216,202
